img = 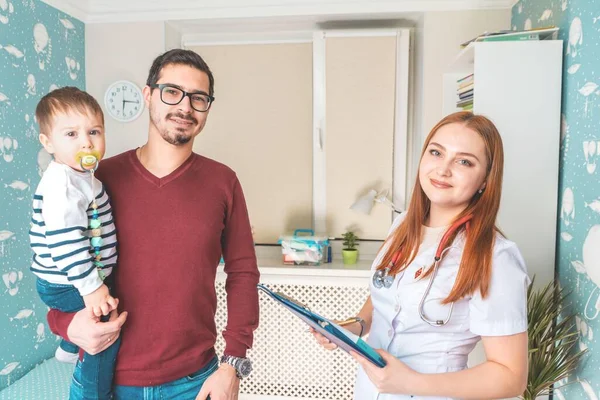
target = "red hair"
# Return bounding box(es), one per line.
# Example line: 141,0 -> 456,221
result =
376,111 -> 504,302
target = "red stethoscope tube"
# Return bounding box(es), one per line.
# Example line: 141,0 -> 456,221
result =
372,214 -> 473,326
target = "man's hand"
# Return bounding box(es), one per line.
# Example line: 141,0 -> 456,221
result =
66,308 -> 127,355
195,363 -> 239,400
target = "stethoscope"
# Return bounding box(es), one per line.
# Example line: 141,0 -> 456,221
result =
372,214 -> 473,327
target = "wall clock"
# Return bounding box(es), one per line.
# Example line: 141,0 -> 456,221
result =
104,80 -> 144,122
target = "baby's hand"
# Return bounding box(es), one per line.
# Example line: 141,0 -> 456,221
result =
83,284 -> 118,317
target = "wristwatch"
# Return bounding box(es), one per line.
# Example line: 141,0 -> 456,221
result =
220,355 -> 253,379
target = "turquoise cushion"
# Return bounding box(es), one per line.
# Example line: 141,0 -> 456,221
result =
0,358 -> 73,400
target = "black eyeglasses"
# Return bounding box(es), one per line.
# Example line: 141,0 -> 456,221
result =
149,84 -> 215,112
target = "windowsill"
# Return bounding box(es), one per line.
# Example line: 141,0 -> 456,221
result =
260,258 -> 372,276
217,242 -> 378,278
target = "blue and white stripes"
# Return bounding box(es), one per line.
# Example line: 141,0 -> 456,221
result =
29,161 -> 117,296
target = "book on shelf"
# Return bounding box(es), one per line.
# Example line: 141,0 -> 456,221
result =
457,73 -> 473,83
456,73 -> 474,109
458,84 -> 473,95
457,98 -> 473,107
458,79 -> 473,89
460,26 -> 559,48
479,32 -> 540,42
459,90 -> 473,100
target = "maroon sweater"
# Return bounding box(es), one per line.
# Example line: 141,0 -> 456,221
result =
47,150 -> 260,386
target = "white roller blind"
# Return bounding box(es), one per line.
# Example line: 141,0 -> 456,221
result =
190,43 -> 313,243
325,35 -> 396,240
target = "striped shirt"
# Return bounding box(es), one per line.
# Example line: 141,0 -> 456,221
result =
29,161 -> 117,296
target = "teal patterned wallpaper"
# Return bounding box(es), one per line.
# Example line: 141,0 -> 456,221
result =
0,0 -> 85,390
513,1 -> 600,398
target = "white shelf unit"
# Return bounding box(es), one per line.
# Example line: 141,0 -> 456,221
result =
443,40 -> 563,288
443,42 -> 562,382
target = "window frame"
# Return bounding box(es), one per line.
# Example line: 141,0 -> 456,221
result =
183,27 -> 413,240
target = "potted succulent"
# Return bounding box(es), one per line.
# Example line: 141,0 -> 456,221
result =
521,278 -> 587,400
342,231 -> 359,265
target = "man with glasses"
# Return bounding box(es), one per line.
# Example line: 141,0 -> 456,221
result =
148,84 -> 214,114
46,49 -> 260,400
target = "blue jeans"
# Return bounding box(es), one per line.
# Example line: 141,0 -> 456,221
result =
112,357 -> 218,400
36,277 -> 120,400
59,336 -> 80,354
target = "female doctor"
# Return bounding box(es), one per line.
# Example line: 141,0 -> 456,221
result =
311,111 -> 530,399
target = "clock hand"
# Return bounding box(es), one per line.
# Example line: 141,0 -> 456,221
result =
123,100 -> 140,104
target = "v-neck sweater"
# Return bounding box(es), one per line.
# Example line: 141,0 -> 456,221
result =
47,149 -> 260,386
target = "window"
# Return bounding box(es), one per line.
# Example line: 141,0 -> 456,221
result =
188,29 -> 411,243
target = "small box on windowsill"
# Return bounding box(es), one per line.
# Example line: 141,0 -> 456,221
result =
278,229 -> 329,266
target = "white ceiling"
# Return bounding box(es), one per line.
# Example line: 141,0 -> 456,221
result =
41,0 -> 515,24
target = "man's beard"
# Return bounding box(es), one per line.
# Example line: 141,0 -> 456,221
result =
152,110 -> 198,146
162,131 -> 192,145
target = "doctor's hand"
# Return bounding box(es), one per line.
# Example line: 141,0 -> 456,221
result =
351,349 -> 420,394
308,327 -> 338,350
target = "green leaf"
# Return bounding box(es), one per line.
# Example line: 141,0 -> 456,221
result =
522,276 -> 587,399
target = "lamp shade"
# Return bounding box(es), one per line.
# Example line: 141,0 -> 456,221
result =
350,189 -> 378,214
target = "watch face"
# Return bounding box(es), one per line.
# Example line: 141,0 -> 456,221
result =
238,359 -> 252,377
104,80 -> 144,122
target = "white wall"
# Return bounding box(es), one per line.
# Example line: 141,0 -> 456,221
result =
165,22 -> 182,50
85,21 -> 166,157
420,9 -> 511,141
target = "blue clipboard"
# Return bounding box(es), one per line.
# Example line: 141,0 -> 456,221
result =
257,284 -> 386,368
